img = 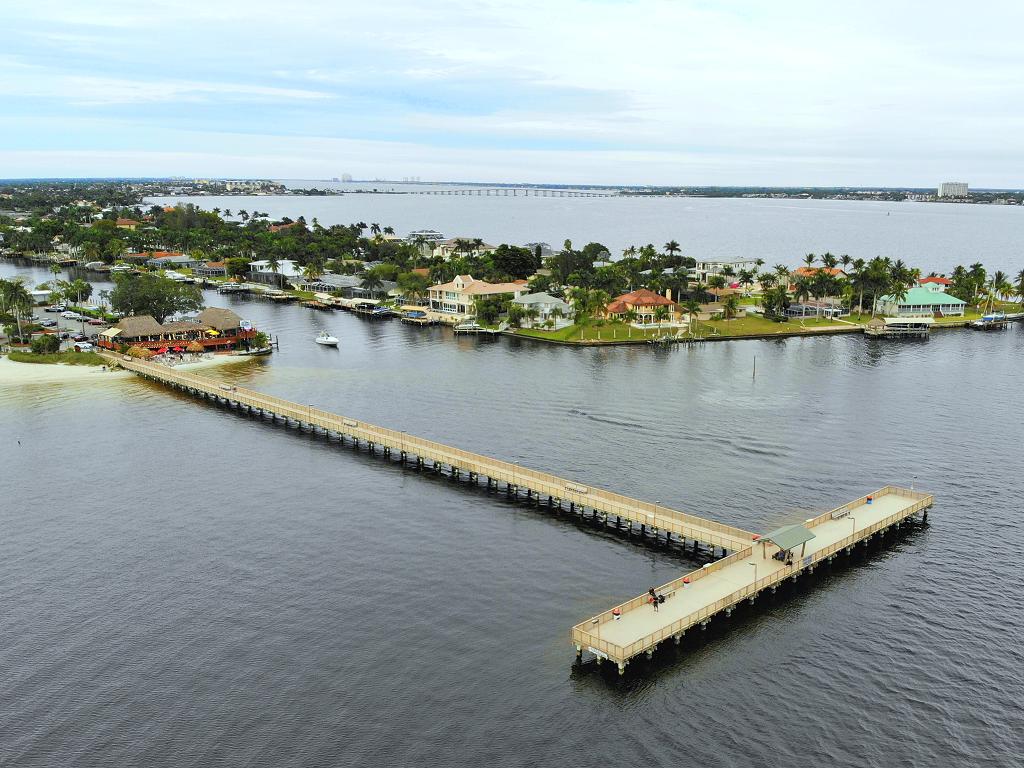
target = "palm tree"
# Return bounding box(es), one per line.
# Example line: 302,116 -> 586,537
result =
683,298 -> 702,334
524,306 -> 540,327
1016,269 -> 1024,305
370,223 -> 382,236
266,255 -> 281,281
758,272 -> 777,290
839,254 -> 852,272
360,270 -> 384,298
383,226 -> 395,236
803,253 -> 816,268
722,294 -> 740,320
303,262 -> 323,282
822,253 -> 838,270
663,240 -> 681,259
82,241 -> 101,263
654,305 -> 670,325
1,277 -> 32,341
990,270 -> 1011,301
774,264 -> 790,279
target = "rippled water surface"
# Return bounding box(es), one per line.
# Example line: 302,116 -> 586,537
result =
1,267 -> 1021,766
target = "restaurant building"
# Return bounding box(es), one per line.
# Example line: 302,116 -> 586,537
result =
97,307 -> 256,352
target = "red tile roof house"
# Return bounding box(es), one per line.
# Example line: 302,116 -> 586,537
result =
919,276 -> 953,287
602,289 -> 678,325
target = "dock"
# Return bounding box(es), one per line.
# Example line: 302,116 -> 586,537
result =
571,486 -> 932,673
103,355 -> 755,553
102,354 -> 933,674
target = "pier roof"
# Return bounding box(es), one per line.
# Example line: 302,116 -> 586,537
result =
761,524 -> 815,551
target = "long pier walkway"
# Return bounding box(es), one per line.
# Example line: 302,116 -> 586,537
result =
106,355 -> 933,675
105,355 -> 754,552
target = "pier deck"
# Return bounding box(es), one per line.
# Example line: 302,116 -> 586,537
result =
571,486 -> 932,672
104,355 -> 754,552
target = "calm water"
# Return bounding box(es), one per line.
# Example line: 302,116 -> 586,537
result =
1,263 -> 1022,766
146,183 -> 1024,275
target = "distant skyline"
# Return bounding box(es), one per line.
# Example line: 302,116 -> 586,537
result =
3,1 -> 1024,186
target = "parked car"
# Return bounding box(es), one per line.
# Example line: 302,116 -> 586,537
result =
73,342 -> 94,352
40,319 -> 57,327
59,332 -> 71,340
87,318 -> 105,326
73,333 -> 88,342
60,310 -> 79,319
45,305 -> 66,313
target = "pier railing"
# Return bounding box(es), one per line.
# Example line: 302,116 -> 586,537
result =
108,355 -> 754,550
571,487 -> 933,664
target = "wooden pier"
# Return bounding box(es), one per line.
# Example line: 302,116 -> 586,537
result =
571,486 -> 932,673
104,355 -> 754,552
103,355 -> 933,674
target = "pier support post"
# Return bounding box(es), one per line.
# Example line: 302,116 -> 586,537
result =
618,663 -> 626,676
575,645 -> 582,659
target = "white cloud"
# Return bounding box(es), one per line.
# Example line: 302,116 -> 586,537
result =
3,0 -> 1024,183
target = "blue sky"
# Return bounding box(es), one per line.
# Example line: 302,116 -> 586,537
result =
3,0 -> 1024,185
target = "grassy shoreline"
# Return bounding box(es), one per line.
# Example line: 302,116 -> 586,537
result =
7,351 -> 106,366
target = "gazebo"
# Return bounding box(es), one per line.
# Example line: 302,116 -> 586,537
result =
758,524 -> 816,562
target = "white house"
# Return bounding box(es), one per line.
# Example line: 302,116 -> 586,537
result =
511,292 -> 573,328
690,258 -> 760,283
248,259 -> 303,278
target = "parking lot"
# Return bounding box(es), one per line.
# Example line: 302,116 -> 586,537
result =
34,305 -> 110,351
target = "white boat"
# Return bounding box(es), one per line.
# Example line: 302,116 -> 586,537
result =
315,331 -> 339,346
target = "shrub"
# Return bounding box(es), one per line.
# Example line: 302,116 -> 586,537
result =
31,334 -> 61,354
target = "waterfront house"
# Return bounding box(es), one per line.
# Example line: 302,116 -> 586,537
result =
295,273 -> 398,299
432,239 -> 497,261
874,284 -> 967,317
98,307 -> 256,352
690,258 -> 760,283
194,260 -> 227,278
785,298 -> 849,319
511,292 -> 573,328
603,288 -> 677,325
146,253 -> 201,270
248,259 -> 302,286
116,218 -> 142,230
428,274 -> 529,317
918,276 -> 953,288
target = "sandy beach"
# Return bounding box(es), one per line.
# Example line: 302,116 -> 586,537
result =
0,353 -> 259,386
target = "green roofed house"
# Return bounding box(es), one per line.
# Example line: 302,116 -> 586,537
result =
874,284 -> 967,317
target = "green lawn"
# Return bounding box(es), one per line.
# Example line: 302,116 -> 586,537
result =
843,310 -> 986,326
509,314 -> 847,343
7,351 -> 106,366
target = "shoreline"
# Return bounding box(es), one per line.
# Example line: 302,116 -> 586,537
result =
502,314 -> 1022,346
0,352 -> 258,386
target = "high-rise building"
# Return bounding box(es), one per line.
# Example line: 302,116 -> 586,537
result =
938,181 -> 968,197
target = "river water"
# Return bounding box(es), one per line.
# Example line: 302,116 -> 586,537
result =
1,260 -> 1021,766
146,182 -> 1024,275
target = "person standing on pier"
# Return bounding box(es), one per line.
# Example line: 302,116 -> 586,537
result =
648,587 -> 659,612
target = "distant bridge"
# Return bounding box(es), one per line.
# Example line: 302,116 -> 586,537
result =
410,188 -> 617,198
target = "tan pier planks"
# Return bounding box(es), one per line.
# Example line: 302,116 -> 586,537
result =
105,354 -> 754,551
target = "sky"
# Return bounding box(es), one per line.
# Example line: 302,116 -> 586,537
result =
2,0 -> 1024,186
